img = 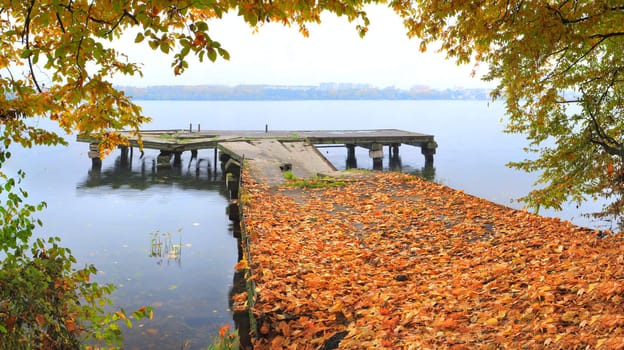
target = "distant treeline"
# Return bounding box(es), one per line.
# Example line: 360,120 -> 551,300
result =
117,84 -> 491,101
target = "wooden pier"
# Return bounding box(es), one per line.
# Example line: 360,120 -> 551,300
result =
77,129 -> 437,183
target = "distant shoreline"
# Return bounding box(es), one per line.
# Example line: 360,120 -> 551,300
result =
118,84 -> 491,101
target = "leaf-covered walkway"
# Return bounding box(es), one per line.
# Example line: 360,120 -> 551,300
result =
235,171 -> 624,349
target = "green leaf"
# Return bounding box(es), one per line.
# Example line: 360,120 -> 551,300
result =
159,41 -> 170,54
135,32 -> 144,43
218,48 -> 230,60
180,45 -> 190,57
195,21 -> 208,32
207,48 -> 217,62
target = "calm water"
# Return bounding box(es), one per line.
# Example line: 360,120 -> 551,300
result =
5,100 -> 609,349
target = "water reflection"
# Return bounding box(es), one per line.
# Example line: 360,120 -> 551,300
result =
77,151 -> 222,192
149,231 -> 183,267
75,152 -> 238,350
411,165 -> 436,182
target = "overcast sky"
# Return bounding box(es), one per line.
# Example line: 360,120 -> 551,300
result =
115,5 -> 491,89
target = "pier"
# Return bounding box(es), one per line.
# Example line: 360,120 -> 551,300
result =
77,128 -> 623,349
77,128 -> 437,182
77,128 -> 440,348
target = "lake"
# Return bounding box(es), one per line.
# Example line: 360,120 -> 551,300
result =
5,100 -> 609,349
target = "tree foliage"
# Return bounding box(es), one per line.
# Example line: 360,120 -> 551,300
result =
404,1 -> 624,224
0,0 -> 381,153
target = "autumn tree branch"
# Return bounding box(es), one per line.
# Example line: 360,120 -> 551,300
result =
56,12 -> 66,33
104,10 -> 139,36
583,69 -> 624,158
24,0 -> 43,93
541,36 -> 606,85
589,32 -> 624,40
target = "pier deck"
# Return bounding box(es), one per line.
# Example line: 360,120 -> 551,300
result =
78,129 -> 436,152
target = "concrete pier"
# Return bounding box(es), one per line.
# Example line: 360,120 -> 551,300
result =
78,129 -> 437,172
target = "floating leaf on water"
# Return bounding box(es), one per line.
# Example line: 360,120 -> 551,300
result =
168,285 -> 178,290
184,243 -> 192,248
192,222 -> 200,226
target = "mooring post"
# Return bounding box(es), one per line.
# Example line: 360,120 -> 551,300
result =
189,123 -> 192,133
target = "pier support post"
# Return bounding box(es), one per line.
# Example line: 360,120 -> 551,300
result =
219,152 -> 231,172
214,148 -> 218,173
157,150 -> 173,167
224,160 -> 241,199
346,144 -> 357,169
389,144 -> 402,171
173,152 -> 182,167
119,146 -> 129,168
390,144 -> 400,157
88,143 -> 102,170
421,141 -> 437,166
369,143 -> 384,171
